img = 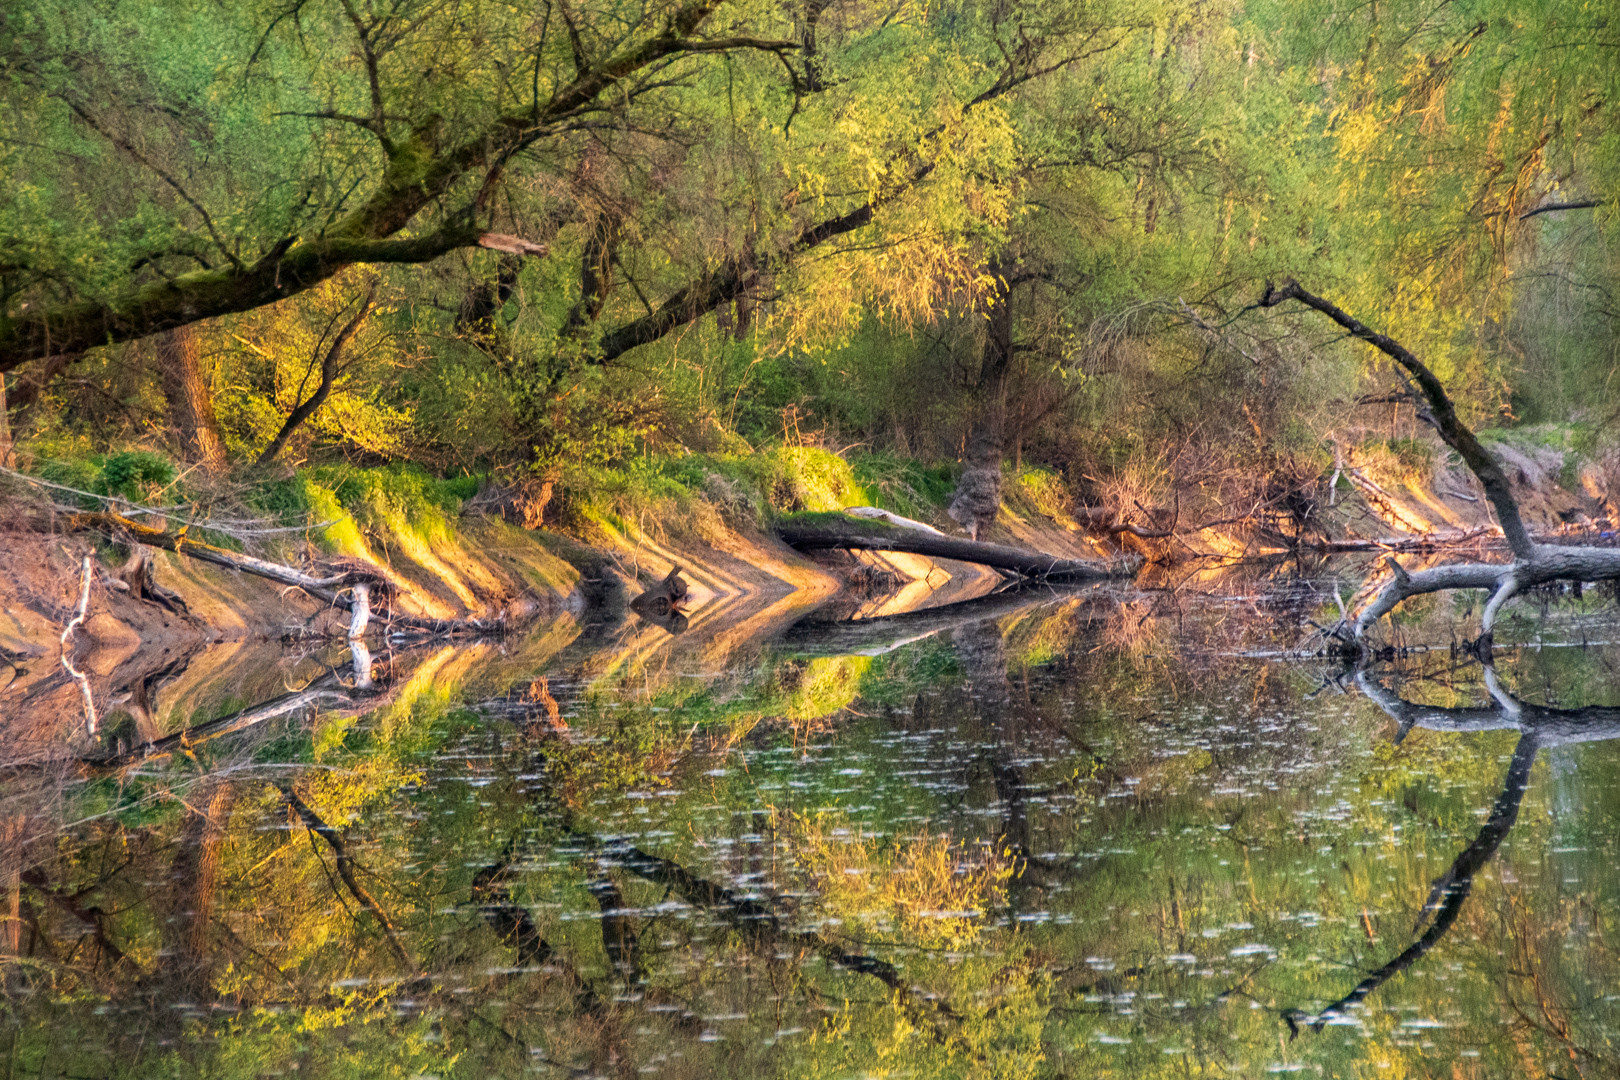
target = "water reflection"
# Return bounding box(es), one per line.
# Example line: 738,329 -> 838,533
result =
3,583 -> 1619,1078
1292,664 -> 1620,1032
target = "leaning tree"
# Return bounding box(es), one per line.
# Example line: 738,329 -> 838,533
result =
1259,280 -> 1620,647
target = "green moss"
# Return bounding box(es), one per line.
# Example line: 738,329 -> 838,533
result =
301,480 -> 369,557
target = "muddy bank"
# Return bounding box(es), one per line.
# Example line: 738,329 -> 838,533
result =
0,502 -> 846,755
7,433 -> 1615,760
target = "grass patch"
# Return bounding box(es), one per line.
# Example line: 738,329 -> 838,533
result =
849,452 -> 956,519
1013,465 -> 1073,522
562,444 -> 869,537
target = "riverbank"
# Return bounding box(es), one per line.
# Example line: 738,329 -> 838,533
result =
4,430 -> 1617,755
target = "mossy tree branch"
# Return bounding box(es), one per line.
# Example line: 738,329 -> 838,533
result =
0,2 -> 795,371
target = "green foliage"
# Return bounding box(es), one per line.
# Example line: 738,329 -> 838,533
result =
34,449 -> 178,506
98,450 -> 177,500
563,445 -> 867,538
850,453 -> 958,519
306,463 -> 471,547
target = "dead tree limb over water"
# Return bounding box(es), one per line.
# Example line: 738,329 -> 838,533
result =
776,513 -> 1133,581
1257,280 -> 1620,646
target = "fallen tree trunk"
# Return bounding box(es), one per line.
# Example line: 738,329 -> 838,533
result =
60,510 -> 511,638
1308,530 -> 1491,553
1257,280 -> 1620,646
1353,545 -> 1620,642
778,586 -> 1107,658
776,513 -> 1133,581
1357,664 -> 1620,747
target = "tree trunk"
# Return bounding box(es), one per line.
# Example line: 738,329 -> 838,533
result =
0,373 -> 13,468
1297,727 -> 1539,1029
456,254 -> 521,343
1291,662 -> 1620,1030
156,326 -> 227,473
1260,280 -> 1535,558
53,508 -> 510,637
160,783 -> 236,995
948,264 -> 1015,540
258,293 -> 373,464
562,213 -> 619,336
0,815 -> 20,959
1260,280 -> 1620,645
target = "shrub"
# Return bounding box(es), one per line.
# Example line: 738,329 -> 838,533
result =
34,449 -> 179,507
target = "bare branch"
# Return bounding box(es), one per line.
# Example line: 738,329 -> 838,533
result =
61,101 -> 242,270
1517,198 -> 1602,220
1257,279 -> 1537,560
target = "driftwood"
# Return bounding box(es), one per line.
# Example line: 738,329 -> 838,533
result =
776,514 -> 1131,581
1074,495 -> 1180,540
109,546 -> 189,612
1259,280 -> 1620,646
60,510 -> 508,638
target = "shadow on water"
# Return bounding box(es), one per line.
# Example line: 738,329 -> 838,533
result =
4,570 -> 1620,1077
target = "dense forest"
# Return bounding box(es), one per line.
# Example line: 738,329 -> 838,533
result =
1,0 -> 1615,547
7,5 -> 1620,1079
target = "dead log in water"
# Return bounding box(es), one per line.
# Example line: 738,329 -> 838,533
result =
58,510 -> 509,637
1257,280 -> 1620,646
778,586 -> 1104,657
775,513 -> 1133,581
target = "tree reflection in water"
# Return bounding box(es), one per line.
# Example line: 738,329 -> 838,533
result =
3,588 -> 1620,1078
1290,664 -> 1620,1033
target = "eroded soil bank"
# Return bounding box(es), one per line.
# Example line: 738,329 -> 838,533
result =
5,436 -> 1617,756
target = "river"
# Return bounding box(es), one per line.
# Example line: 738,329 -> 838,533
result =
4,566 -> 1618,1078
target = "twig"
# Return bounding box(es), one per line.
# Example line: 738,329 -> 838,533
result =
1517,199 -> 1601,221
1,463 -> 331,537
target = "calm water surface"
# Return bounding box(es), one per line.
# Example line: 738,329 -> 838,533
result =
5,574 -> 1619,1078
